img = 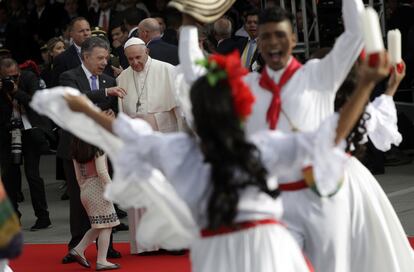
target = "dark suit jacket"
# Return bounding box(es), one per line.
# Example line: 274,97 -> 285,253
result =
13,71 -> 55,140
52,45 -> 81,87
217,37 -> 259,70
52,44 -> 115,87
147,38 -> 179,65
28,5 -> 58,44
0,71 -> 55,155
113,46 -> 129,69
161,28 -> 178,46
87,8 -> 118,31
57,66 -> 117,159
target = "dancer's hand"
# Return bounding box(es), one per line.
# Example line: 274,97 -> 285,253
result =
64,94 -> 91,113
358,50 -> 391,86
385,60 -> 406,96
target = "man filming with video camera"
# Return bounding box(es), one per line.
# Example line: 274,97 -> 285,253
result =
0,58 -> 52,231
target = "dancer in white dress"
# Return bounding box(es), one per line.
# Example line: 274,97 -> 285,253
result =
177,1 -> 414,270
34,49 -> 391,272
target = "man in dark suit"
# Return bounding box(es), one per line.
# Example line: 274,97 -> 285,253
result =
28,0 -> 58,47
110,22 -> 129,69
87,0 -> 118,33
138,18 -> 179,65
52,17 -> 92,87
0,58 -> 52,230
123,7 -> 147,39
217,10 -> 259,71
52,17 -> 115,86
59,36 -> 126,264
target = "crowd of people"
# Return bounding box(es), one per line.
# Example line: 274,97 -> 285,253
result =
0,0 -> 414,271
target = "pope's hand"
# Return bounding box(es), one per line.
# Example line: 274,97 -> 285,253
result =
106,87 -> 127,98
64,94 -> 91,113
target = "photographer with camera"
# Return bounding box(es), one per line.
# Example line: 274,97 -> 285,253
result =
0,58 -> 52,231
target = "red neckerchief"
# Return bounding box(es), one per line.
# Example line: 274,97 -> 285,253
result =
259,58 -> 302,129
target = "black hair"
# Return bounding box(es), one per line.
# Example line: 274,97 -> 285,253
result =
71,137 -> 104,163
123,7 -> 147,26
244,9 -> 260,20
190,76 -> 279,230
258,7 -> 294,28
334,64 -> 370,159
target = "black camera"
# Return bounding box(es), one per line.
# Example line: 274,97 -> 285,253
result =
1,76 -> 15,94
10,118 -> 23,165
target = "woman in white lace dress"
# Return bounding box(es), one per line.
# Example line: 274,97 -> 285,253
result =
69,138 -> 120,271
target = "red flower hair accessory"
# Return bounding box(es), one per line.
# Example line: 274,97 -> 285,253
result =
197,50 -> 255,120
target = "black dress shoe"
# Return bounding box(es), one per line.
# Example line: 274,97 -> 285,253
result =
30,218 -> 51,231
113,223 -> 129,232
69,248 -> 91,268
62,253 -> 76,264
114,206 -> 127,219
107,248 -> 121,259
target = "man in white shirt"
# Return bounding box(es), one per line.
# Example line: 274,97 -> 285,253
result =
178,1 -> 366,271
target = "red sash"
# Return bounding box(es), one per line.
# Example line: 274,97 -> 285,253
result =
200,219 -> 280,237
259,58 -> 302,129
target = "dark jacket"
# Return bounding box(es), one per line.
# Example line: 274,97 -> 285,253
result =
52,44 -> 115,87
57,66 -> 117,159
87,8 -> 118,31
217,37 -> 259,70
0,71 -> 54,157
147,38 -> 179,66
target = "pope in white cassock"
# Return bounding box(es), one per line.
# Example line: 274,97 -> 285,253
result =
178,0 -> 414,271
116,37 -> 184,254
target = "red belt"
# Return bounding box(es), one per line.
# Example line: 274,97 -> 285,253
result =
201,218 -> 280,238
278,179 -> 308,191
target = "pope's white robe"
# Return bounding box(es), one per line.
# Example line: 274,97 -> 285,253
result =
116,57 -> 183,253
177,0 -> 414,270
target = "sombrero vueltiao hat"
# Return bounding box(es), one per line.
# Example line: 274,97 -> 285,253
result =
168,0 -> 236,23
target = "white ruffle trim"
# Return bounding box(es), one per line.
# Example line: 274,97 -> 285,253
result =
365,95 -> 402,151
105,168 -> 198,249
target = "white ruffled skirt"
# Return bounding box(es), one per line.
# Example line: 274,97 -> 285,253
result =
190,224 -> 311,272
347,157 -> 414,272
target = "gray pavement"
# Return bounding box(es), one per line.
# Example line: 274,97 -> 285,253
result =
16,154 -> 414,244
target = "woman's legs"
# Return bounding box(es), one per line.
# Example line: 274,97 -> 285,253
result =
96,228 -> 114,265
73,228 -> 100,258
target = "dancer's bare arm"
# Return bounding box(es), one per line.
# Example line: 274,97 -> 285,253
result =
64,94 -> 115,133
335,51 -> 390,144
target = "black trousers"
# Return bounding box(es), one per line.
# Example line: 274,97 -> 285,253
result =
62,159 -> 116,251
1,130 -> 50,220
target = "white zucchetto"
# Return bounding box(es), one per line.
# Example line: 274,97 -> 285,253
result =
124,37 -> 146,49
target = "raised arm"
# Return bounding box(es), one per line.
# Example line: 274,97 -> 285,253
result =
64,94 -> 115,133
335,51 -> 391,144
363,62 -> 405,151
306,0 -> 364,93
179,15 -> 207,85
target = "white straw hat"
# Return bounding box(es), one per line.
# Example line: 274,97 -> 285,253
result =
168,0 -> 236,23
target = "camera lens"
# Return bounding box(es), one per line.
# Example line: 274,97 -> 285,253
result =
1,77 -> 15,93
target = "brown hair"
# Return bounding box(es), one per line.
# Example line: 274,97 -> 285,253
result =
70,137 -> 104,163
